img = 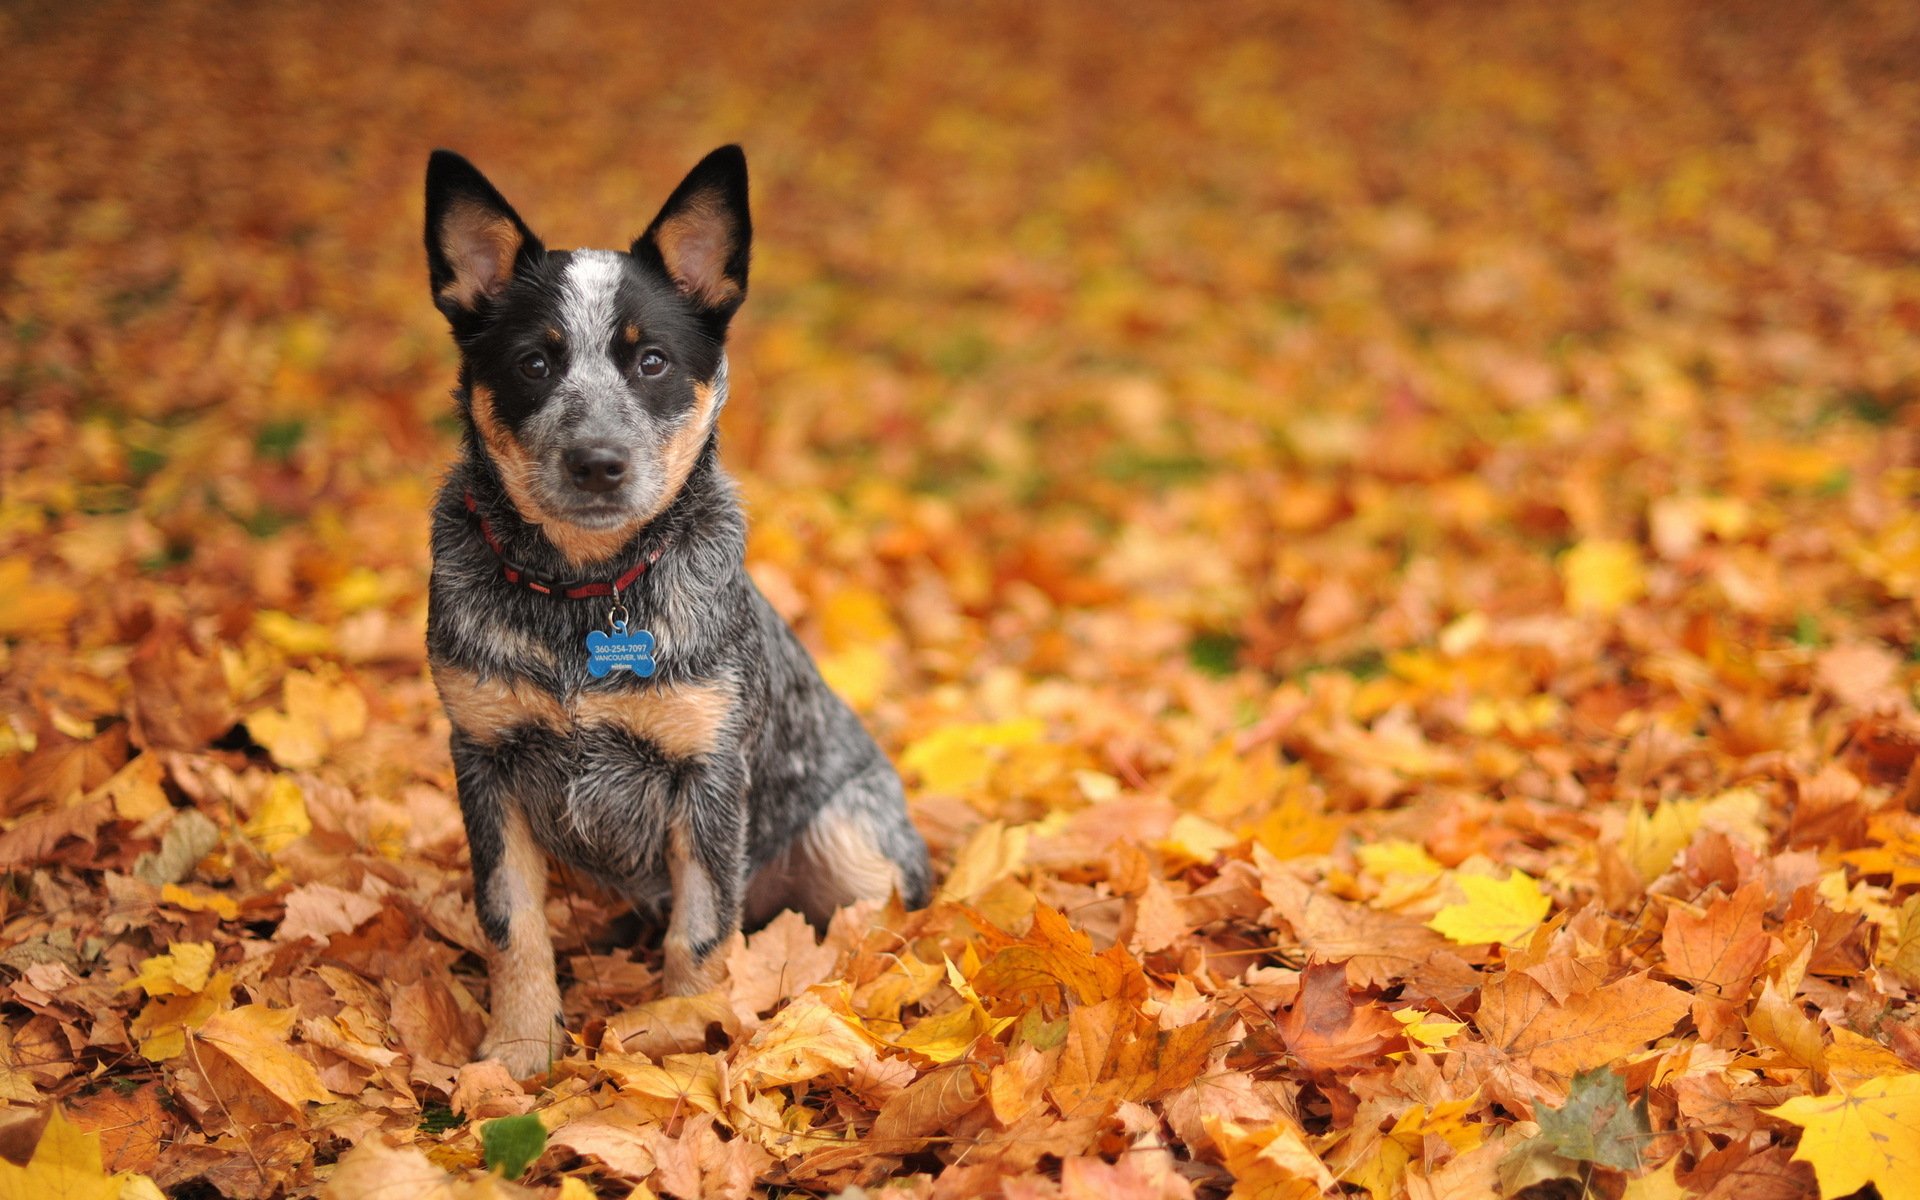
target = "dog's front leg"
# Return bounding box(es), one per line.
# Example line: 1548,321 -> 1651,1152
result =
661,756 -> 749,996
453,736 -> 568,1077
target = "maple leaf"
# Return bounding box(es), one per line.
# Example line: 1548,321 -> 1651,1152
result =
243,775 -> 313,855
1560,539 -> 1647,615
1272,959 -> 1407,1073
969,903 -> 1149,1017
900,718 -> 1046,793
936,820 -> 1031,903
1659,882 -> 1771,996
193,1004 -> 336,1120
886,959 -> 1013,1063
1205,1115 -> 1336,1200
1426,869 -> 1552,948
1476,971 -> 1691,1078
246,668 -> 367,771
1534,1067 -> 1651,1171
0,1107 -> 164,1200
729,986 -> 878,1089
1765,1073 -> 1920,1200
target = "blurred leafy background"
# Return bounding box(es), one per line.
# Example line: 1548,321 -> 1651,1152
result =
5,1 -> 1920,1197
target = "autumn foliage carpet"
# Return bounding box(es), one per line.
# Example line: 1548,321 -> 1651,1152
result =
5,1 -> 1920,1197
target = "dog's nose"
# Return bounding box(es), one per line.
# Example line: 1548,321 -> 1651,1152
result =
564,444 -> 628,493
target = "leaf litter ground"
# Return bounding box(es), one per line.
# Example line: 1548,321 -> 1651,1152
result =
3,1 -> 1920,1198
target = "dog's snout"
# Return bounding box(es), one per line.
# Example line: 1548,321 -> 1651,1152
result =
564,444 -> 629,493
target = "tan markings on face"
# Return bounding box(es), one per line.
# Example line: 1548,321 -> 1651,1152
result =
623,323 -> 641,345
572,682 -> 730,758
655,195 -> 742,310
625,378 -> 722,529
433,661 -> 567,742
438,201 -> 523,310
477,806 -> 566,1075
662,822 -> 723,996
470,384 -> 647,569
544,326 -> 563,344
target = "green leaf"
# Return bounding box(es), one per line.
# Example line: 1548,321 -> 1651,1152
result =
481,1113 -> 547,1179
1535,1066 -> 1650,1171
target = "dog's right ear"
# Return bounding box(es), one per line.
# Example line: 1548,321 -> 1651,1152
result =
425,150 -> 544,323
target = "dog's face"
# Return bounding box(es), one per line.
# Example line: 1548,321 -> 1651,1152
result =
425,148 -> 750,559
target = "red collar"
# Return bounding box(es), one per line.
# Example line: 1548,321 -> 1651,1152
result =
463,490 -> 662,599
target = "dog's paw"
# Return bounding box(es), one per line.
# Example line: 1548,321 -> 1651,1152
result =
477,1017 -> 569,1080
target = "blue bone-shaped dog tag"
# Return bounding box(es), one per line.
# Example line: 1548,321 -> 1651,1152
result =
584,621 -> 656,679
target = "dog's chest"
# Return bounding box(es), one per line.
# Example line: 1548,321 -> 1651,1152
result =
430,612 -> 734,886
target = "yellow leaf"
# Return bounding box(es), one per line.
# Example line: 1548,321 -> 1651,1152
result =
599,1051 -> 724,1115
1561,539 -> 1646,616
1356,840 -> 1444,881
1765,1074 -> 1920,1200
1391,1008 -> 1466,1050
1620,1157 -> 1691,1200
91,754 -> 170,821
252,610 -> 334,656
1426,869 -> 1552,947
730,987 -> 878,1089
818,586 -> 899,651
0,1107 -> 163,1200
1888,894 -> 1920,989
1205,1116 -> 1337,1200
247,669 -> 367,771
131,969 -> 234,1061
1246,797 -> 1339,862
886,960 -> 1012,1064
1163,813 -> 1239,865
0,558 -> 82,639
900,718 -> 1045,794
194,1003 -> 336,1116
160,883 -> 239,920
244,775 -> 312,854
936,821 -> 1029,903
816,644 -> 893,711
1826,1028 -> 1910,1090
127,942 -> 216,997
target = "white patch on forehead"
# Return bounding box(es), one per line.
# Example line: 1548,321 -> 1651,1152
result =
557,250 -> 628,404
559,250 -> 624,347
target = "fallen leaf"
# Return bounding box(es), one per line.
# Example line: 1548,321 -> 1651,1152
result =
1765,1073 -> 1920,1200
1427,869 -> 1552,948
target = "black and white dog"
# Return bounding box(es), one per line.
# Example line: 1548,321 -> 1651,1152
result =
423,146 -> 930,1077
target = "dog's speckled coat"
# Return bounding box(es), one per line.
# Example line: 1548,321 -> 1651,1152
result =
422,147 -> 931,1076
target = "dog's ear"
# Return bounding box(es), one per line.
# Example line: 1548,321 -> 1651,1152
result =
632,145 -> 751,325
425,150 -> 544,323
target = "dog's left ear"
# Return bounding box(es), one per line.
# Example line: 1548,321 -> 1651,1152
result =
633,146 -> 751,327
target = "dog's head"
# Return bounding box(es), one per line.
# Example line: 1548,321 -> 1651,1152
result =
425,147 -> 750,561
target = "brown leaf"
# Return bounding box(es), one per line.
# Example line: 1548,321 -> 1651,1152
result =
1274,959 -> 1409,1073
1661,882 -> 1772,996
969,904 -> 1149,1016
648,1113 -> 772,1200
1260,871 -> 1453,987
549,1096 -> 661,1180
869,1062 -> 986,1150
725,909 -> 842,1016
66,1082 -> 169,1173
1476,971 -> 1691,1078
194,1004 -> 335,1122
128,624 -> 236,751
608,993 -> 742,1058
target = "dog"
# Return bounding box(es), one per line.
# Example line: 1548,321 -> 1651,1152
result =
422,145 -> 932,1077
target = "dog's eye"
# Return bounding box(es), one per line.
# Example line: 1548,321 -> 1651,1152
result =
518,352 -> 550,380
637,350 -> 669,378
